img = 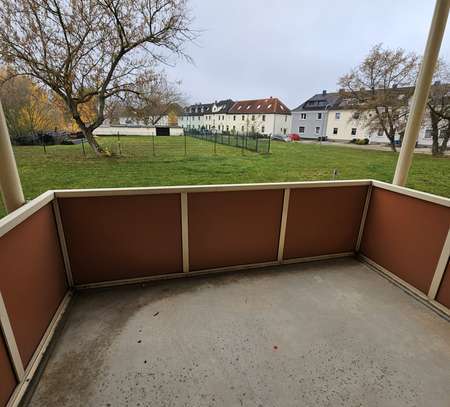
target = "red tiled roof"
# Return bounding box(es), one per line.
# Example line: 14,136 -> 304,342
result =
228,98 -> 291,115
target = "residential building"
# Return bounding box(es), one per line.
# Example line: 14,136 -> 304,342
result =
180,100 -> 234,132
291,91 -> 340,139
294,88 -> 445,146
227,98 -> 291,136
181,97 -> 291,136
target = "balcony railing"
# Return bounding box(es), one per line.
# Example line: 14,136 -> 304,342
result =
0,180 -> 449,406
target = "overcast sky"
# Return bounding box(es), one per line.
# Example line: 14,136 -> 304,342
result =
166,0 -> 450,109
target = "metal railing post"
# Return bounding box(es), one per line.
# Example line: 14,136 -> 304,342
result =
393,0 -> 449,186
0,100 -> 25,213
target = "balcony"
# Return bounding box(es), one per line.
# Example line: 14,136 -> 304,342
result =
0,180 -> 449,406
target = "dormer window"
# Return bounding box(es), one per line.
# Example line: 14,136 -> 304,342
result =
268,104 -> 272,109
257,105 -> 261,109
237,106 -> 242,110
246,105 -> 251,110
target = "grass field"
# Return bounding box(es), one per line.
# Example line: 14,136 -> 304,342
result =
1,135 -> 449,218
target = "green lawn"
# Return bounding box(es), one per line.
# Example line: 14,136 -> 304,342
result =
1,135 -> 449,219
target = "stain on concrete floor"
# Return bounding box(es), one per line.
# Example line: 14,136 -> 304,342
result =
27,258 -> 450,407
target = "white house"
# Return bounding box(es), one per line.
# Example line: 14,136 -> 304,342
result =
181,97 -> 291,136
293,88 -> 442,147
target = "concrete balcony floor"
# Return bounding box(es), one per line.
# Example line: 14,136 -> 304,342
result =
27,258 -> 450,407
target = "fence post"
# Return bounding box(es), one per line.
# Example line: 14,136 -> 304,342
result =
117,132 -> 122,156
81,139 -> 86,156
41,134 -> 47,154
267,135 -> 271,154
152,135 -> 156,156
184,132 -> 187,156
256,135 -> 259,153
214,133 -> 217,155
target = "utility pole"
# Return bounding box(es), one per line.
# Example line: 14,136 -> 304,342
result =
0,101 -> 25,213
393,0 -> 449,186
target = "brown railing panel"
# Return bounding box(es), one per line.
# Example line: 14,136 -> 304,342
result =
361,187 -> 450,294
284,186 -> 368,259
188,190 -> 284,271
0,332 -> 17,407
0,204 -> 67,367
436,260 -> 450,309
59,195 -> 182,284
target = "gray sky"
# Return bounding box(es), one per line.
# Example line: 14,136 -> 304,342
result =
166,0 -> 450,109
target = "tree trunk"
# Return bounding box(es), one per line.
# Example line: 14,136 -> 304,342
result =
438,123 -> 449,155
388,131 -> 397,152
82,128 -> 106,156
430,110 -> 441,156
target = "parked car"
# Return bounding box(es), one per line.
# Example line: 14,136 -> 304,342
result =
271,134 -> 289,142
288,133 -> 300,141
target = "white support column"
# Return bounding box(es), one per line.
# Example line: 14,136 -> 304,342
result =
0,292 -> 24,381
277,188 -> 290,263
428,228 -> 450,299
0,101 -> 25,213
393,0 -> 450,186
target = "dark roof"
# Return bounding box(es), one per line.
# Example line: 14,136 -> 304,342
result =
292,92 -> 341,112
228,98 -> 291,115
184,99 -> 234,116
293,86 -> 421,112
328,86 -> 415,111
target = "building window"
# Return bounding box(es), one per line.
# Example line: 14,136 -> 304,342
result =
335,112 -> 341,119
261,126 -> 265,133
299,126 -> 305,133
351,128 -> 357,136
424,129 -> 432,138
262,115 -> 266,121
252,115 -> 255,121
241,125 -> 245,132
333,128 -> 338,135
226,125 -> 229,131
233,115 -> 236,121
300,113 -> 307,120
315,127 -> 320,134
242,115 -> 245,121
283,128 -> 287,134
232,125 -> 235,131
317,113 -> 322,120
352,112 -> 360,119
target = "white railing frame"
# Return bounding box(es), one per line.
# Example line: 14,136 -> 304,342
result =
0,179 -> 449,406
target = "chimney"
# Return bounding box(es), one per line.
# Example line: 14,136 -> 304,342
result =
322,90 -> 327,95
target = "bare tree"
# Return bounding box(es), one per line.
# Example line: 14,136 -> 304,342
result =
121,74 -> 185,126
339,44 -> 419,151
427,61 -> 450,156
0,0 -> 194,155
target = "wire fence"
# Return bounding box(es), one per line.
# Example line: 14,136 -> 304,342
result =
20,133 -> 271,160
188,132 -> 271,154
